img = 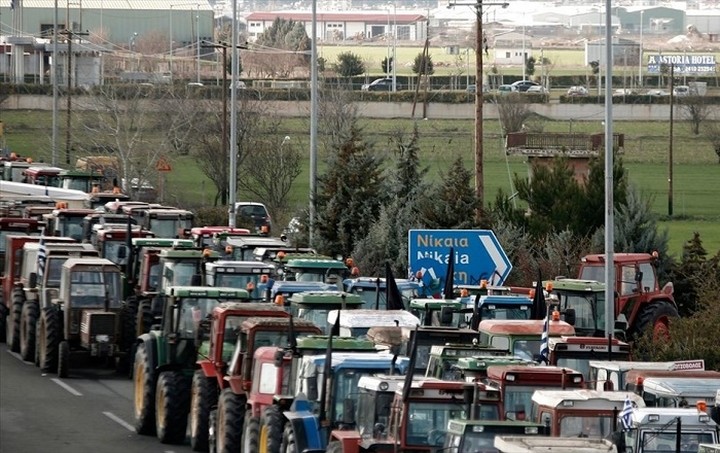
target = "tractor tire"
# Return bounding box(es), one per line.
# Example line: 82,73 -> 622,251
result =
208,410 -> 218,453
260,405 -> 285,453
190,370 -> 218,452
215,388 -> 244,453
133,342 -> 156,436
58,340 -> 70,378
38,306 -> 61,373
34,322 -> 40,367
20,301 -> 39,361
281,420 -> 299,453
121,297 -> 138,352
136,300 -> 155,336
633,300 -> 679,341
0,300 -> 7,344
7,299 -> 22,353
326,441 -> 343,453
242,410 -> 260,453
155,370 -> 191,444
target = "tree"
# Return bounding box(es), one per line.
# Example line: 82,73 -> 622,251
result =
525,56 -> 536,77
677,96 -> 712,135
669,232 -> 708,316
495,94 -> 533,136
314,126 -> 387,258
704,114 -> 720,163
381,56 -> 394,75
419,157 -> 479,229
412,53 -> 434,75
245,18 -> 310,78
334,51 -> 365,78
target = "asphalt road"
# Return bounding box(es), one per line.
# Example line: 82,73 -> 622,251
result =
0,348 -> 194,453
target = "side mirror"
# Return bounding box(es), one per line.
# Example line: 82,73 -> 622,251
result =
274,349 -> 285,367
342,398 -> 355,425
563,308 -> 576,326
29,272 -> 38,289
118,245 -> 127,260
305,377 -> 318,401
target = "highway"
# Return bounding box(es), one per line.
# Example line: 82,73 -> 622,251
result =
0,348 -> 195,453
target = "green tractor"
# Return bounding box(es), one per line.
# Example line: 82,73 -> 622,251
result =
132,286 -> 250,443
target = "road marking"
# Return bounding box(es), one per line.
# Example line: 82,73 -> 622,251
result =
7,350 -> 34,365
102,411 -> 135,432
50,378 -> 83,396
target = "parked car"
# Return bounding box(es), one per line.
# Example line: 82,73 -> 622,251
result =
526,85 -> 549,94
235,202 -> 272,233
229,81 -> 247,90
646,89 -> 670,96
673,85 -> 691,97
361,77 -> 396,91
567,86 -> 588,96
613,88 -> 637,96
510,80 -> 540,92
466,84 -> 489,94
497,84 -> 518,95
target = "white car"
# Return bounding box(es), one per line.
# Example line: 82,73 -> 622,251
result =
567,86 -> 588,96
526,85 -> 548,94
673,85 -> 691,97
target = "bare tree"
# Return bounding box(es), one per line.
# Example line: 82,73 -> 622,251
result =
316,84 -> 360,156
678,96 -> 712,135
75,85 -> 186,199
495,93 -> 533,137
704,113 -> 720,163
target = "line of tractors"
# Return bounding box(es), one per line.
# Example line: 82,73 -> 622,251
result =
5,185 -> 718,453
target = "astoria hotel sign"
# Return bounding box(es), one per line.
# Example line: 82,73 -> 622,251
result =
647,54 -> 717,74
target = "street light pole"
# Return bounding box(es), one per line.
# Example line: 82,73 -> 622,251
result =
196,5 -> 201,83
448,0 -> 509,222
638,10 -> 643,87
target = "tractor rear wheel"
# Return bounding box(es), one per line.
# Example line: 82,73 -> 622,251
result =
121,297 -> 138,352
281,421 -> 299,453
133,342 -> 156,435
136,300 -> 155,336
0,300 -> 7,344
58,340 -> 70,378
20,301 -> 39,361
7,298 -> 23,352
242,410 -> 260,453
38,306 -> 61,373
215,389 -> 244,453
155,370 -> 191,444
260,405 -> 284,453
190,370 -> 218,452
634,300 -> 679,341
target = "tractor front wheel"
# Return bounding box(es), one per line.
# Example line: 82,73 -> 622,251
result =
242,410 -> 260,453
190,370 -> 218,452
215,389 -> 244,453
634,300 -> 679,341
20,301 -> 39,361
281,421 -> 299,453
260,405 -> 284,453
155,370 -> 191,444
58,340 -> 70,378
133,342 -> 156,435
136,300 -> 155,336
7,298 -> 23,352
38,306 -> 61,373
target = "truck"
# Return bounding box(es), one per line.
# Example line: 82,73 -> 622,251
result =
36,257 -> 131,376
573,252 -> 678,339
530,389 -> 645,437
485,365 -> 585,420
343,276 -> 420,310
616,407 -> 720,453
132,289 -> 251,443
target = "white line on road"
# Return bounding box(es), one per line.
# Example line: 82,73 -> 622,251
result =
50,378 -> 83,396
102,411 -> 135,432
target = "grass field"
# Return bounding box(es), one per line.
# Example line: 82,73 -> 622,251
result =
1,109 -> 719,258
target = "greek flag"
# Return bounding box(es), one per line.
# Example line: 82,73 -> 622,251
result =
37,236 -> 47,279
620,395 -> 634,431
539,314 -> 549,365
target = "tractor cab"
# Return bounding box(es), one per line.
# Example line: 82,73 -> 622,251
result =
279,256 -> 351,284
443,419 -> 548,452
448,355 -> 536,382
548,336 -> 631,380
425,343 -> 511,380
410,298 -> 469,328
287,290 -> 363,334
587,359 -> 705,392
327,309 -> 420,338
477,318 -> 575,362
203,260 -> 274,299
343,276 -> 420,310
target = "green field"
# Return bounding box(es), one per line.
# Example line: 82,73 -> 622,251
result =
1,109 -> 719,258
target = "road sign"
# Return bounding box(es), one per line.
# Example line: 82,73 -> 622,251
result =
156,157 -> 172,172
408,229 -> 512,294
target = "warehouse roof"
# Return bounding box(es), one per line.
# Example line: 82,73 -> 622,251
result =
0,0 -> 212,11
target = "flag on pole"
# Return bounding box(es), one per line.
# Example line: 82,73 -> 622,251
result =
37,235 -> 47,279
620,395 -> 634,431
539,309 -> 550,365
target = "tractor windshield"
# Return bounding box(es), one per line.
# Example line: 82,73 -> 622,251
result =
70,270 -> 122,308
639,431 -> 714,453
177,297 -> 222,338
102,241 -> 129,266
502,385 -> 535,421
149,218 -> 191,239
296,308 -> 331,334
560,415 -> 614,438
348,287 -> 417,310
480,305 -> 531,320
165,260 -> 199,286
405,401 -> 467,448
557,291 -> 604,335
56,217 -> 85,241
213,273 -> 263,297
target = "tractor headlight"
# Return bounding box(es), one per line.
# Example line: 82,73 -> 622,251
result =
96,334 -> 110,343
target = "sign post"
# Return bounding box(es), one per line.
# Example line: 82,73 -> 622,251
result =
408,229 -> 512,296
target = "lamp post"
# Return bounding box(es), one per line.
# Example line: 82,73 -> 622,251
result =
196,5 -> 201,84
390,1 -> 396,92
638,10 -> 643,87
448,0 -> 509,221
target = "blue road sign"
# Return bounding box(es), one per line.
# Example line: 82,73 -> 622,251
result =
408,229 -> 512,295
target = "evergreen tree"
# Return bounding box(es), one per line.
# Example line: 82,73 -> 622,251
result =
420,157 -> 478,229
525,56 -> 536,77
334,51 -> 365,78
670,232 -> 707,316
412,53 -> 434,75
390,124 -> 429,200
381,56 -> 394,75
255,18 -> 311,63
314,126 -> 387,258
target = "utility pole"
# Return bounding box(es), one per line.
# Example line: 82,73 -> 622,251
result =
668,64 -> 674,217
448,0 -> 509,222
59,28 -> 88,165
